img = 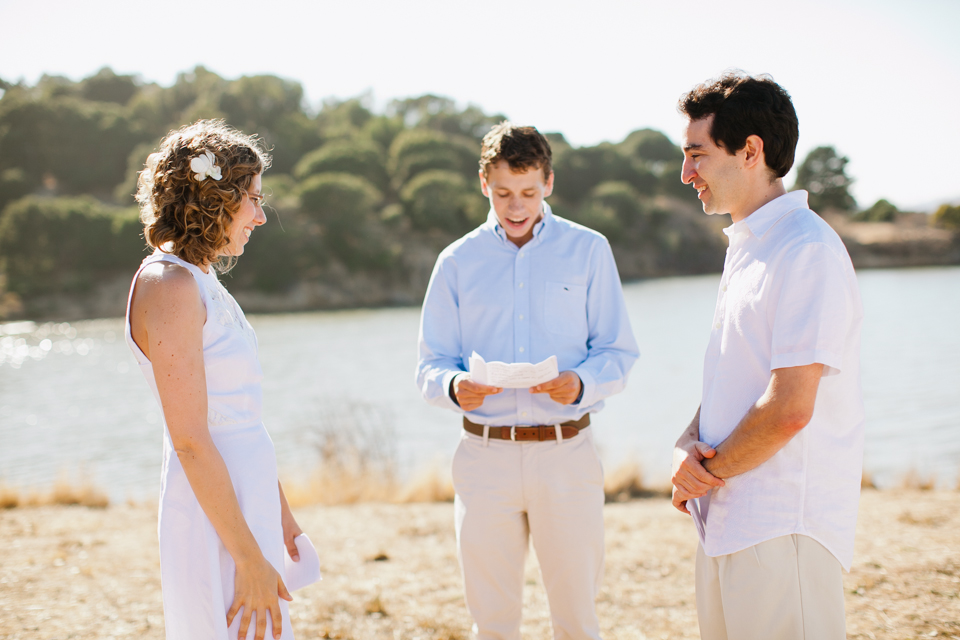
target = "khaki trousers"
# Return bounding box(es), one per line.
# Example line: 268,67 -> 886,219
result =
451,427 -> 605,640
696,534 -> 846,640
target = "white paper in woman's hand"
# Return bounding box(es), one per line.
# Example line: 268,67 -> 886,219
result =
284,533 -> 322,591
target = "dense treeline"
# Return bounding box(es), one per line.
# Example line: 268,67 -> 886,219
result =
3,67 -> 945,320
0,67 -> 724,317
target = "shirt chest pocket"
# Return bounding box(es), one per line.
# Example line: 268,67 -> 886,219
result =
544,281 -> 588,337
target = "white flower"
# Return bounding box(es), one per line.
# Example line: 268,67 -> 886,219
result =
190,150 -> 222,182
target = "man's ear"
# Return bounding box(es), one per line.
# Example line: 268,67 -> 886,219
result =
543,171 -> 555,199
479,170 -> 490,198
742,135 -> 765,170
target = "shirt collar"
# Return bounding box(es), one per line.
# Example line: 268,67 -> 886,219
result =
723,190 -> 809,241
488,201 -> 554,247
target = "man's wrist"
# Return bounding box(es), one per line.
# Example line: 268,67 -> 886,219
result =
448,373 -> 461,407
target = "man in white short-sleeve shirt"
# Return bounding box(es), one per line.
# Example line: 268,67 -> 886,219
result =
670,72 -> 865,640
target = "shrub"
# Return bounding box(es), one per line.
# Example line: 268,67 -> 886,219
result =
0,196 -> 144,296
553,144 -> 656,203
618,128 -> 682,165
297,173 -> 392,270
933,203 -> 960,230
855,198 -> 898,222
294,139 -> 388,191
388,129 -> 478,188
399,170 -> 486,233
585,181 -> 648,227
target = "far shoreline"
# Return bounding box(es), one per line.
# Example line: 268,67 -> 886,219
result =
4,261 -> 959,327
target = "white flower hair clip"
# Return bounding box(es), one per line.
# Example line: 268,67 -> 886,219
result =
190,150 -> 222,182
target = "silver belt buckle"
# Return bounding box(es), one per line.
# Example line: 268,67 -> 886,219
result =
510,425 -> 517,441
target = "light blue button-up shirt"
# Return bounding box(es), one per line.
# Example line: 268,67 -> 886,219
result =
416,202 -> 639,426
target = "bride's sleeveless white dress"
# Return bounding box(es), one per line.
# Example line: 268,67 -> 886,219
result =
125,250 -> 293,640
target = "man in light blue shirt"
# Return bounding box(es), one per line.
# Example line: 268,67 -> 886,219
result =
416,123 -> 638,640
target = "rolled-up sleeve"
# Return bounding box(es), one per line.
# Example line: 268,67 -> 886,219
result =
572,240 -> 640,408
416,252 -> 464,411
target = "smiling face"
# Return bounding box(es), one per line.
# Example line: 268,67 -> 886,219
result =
222,173 -> 266,256
480,162 -> 554,248
681,115 -> 750,219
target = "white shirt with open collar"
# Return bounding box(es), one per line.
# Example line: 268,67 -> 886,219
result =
698,190 -> 865,570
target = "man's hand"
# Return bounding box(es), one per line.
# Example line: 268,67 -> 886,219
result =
531,371 -> 582,405
671,440 -> 724,514
453,374 -> 502,411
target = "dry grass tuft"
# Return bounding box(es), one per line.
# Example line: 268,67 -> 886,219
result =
417,619 -> 468,640
0,482 -> 20,509
284,401 -> 399,507
0,471 -> 109,509
283,468 -> 396,507
395,465 -> 454,504
898,468 -> 937,491
49,474 -> 110,508
603,461 -> 671,502
364,595 -> 387,616
861,470 -> 877,489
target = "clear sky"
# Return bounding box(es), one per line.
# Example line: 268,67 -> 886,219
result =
1,0 -> 957,210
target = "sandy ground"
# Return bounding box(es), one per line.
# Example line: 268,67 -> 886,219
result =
1,490 -> 959,640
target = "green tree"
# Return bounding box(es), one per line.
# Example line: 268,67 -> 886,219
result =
361,115 -> 405,155
582,181 -> 648,229
389,95 -> 504,141
0,196 -> 143,296
618,128 -> 682,167
80,67 -> 139,105
932,203 -> 960,230
294,139 -> 388,192
553,144 -> 654,203
0,90 -> 145,197
297,173 -> 390,269
0,168 -> 31,214
388,129 -> 478,189
793,146 -> 856,212
218,75 -> 320,174
855,198 -> 898,222
316,96 -> 374,141
399,170 -> 486,233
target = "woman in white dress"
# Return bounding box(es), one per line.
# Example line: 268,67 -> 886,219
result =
125,120 -> 302,640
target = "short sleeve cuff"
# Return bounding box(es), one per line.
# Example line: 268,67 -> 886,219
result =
571,367 -> 597,407
770,349 -> 843,377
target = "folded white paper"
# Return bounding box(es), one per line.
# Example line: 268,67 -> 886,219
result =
468,351 -> 559,388
284,533 -> 322,591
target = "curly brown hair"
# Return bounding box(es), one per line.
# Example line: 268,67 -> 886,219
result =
135,120 -> 271,270
479,122 -> 552,181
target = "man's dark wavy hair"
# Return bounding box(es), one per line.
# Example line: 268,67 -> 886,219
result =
678,71 -> 799,179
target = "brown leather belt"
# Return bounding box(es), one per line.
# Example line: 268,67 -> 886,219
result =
462,414 -> 590,441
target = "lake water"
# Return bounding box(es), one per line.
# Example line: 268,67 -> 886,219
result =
1,267 -> 958,500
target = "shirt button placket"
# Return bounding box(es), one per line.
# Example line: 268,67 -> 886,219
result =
515,248 -> 532,422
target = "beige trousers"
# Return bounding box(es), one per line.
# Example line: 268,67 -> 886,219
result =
696,534 -> 846,640
451,427 -> 606,640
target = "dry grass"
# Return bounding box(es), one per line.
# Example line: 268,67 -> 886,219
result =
603,460 -> 671,502
5,491 -> 958,639
897,468 -> 937,491
0,481 -> 20,509
0,471 -> 109,509
283,459 -> 671,508
395,465 -> 456,503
